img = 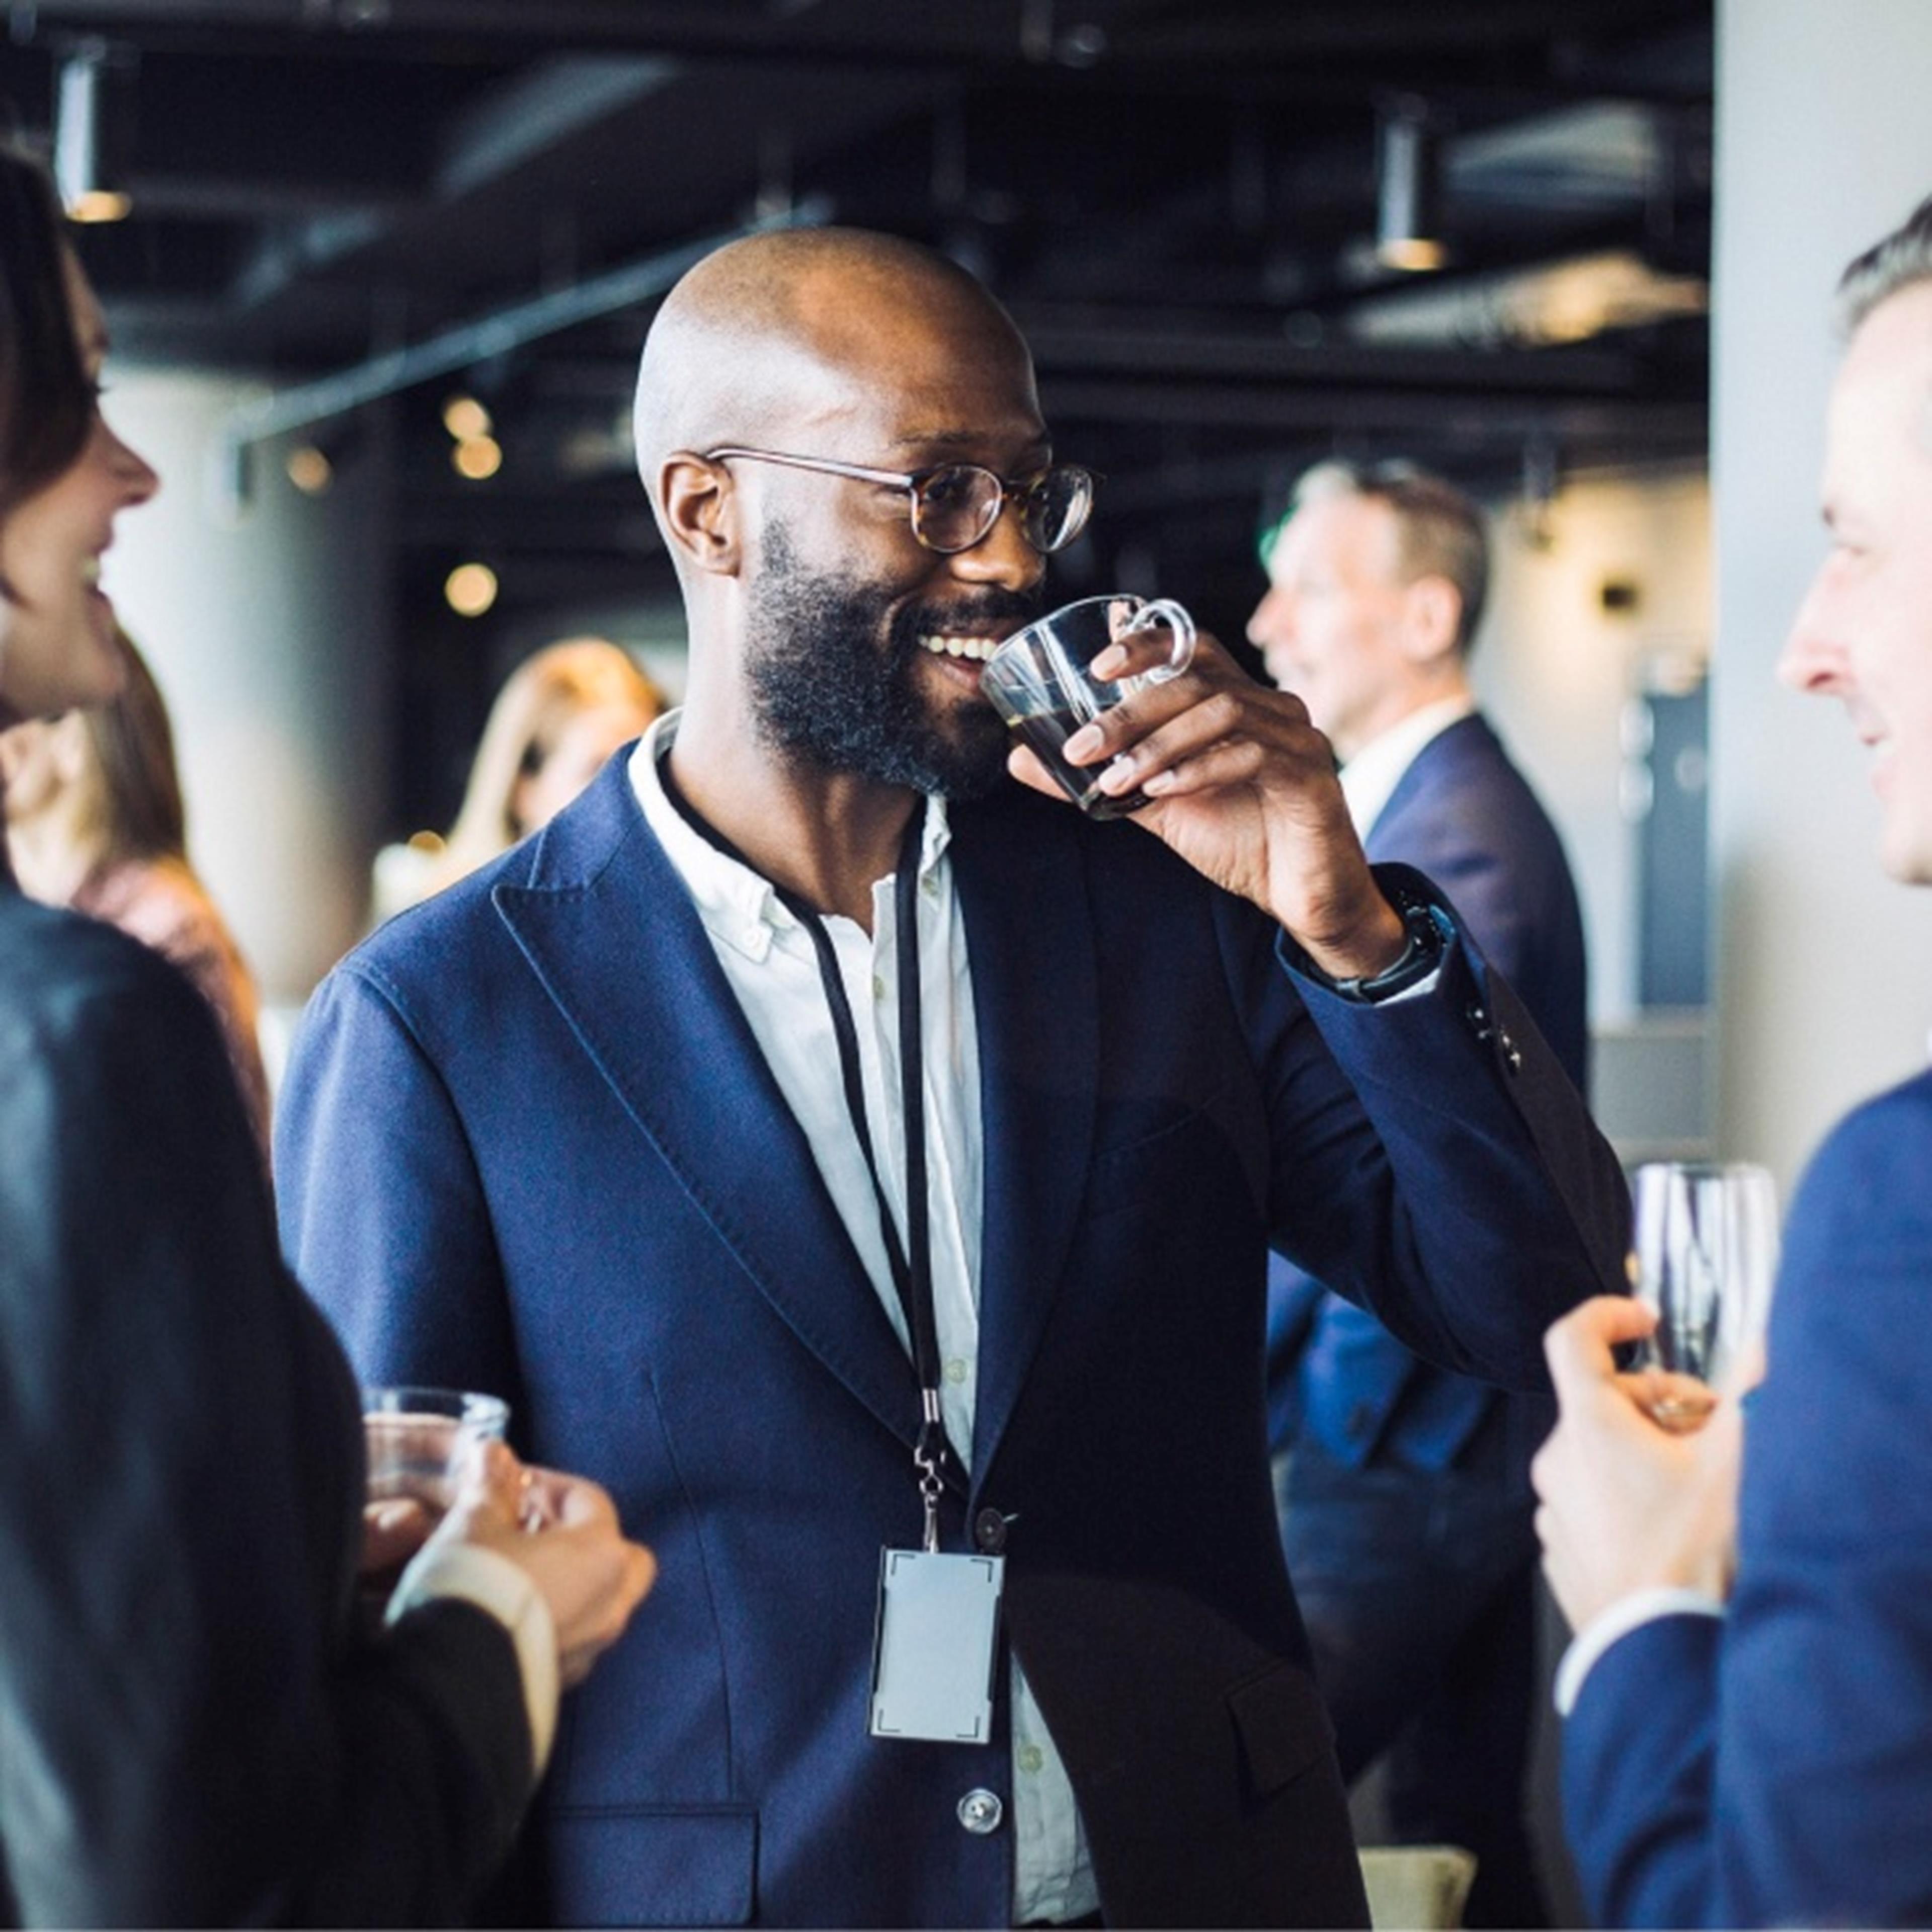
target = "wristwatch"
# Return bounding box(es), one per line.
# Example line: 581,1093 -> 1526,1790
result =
1315,893 -> 1450,1004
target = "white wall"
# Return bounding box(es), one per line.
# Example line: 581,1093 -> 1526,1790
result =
1713,0 -> 1932,1191
97,373 -> 395,1002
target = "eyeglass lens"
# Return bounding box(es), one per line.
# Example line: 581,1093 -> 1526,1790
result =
912,465 -> 1091,554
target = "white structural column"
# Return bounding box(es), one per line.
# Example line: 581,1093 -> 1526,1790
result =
1713,0 -> 1932,1188
93,371 -> 395,1005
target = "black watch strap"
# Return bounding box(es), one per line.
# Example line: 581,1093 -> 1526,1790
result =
1314,893 -> 1451,1004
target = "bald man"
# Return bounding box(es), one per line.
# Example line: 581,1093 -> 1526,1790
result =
278,228 -> 1625,1929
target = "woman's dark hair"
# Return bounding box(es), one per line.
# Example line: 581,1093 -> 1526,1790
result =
0,144 -> 93,526
83,625 -> 189,864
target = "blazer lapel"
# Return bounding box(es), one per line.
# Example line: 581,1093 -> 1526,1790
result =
949,796 -> 1099,1483
492,766 -> 926,1456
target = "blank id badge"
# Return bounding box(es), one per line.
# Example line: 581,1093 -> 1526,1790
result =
868,1548 -> 1005,1743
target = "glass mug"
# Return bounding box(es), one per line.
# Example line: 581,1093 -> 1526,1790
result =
362,1385 -> 510,1515
981,594 -> 1197,818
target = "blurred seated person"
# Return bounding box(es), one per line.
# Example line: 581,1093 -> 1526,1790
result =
0,623 -> 271,1162
374,637 -> 665,921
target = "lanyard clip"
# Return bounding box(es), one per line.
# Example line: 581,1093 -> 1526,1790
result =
914,1388 -> 947,1554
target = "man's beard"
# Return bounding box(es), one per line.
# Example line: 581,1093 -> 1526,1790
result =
742,521 -> 1039,799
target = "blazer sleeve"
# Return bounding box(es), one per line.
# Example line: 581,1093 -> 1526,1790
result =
1561,1079 -> 1932,1928
274,952 -> 525,1404
0,931 -> 532,1927
1243,864 -> 1627,1393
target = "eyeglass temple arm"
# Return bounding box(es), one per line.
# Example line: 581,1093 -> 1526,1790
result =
702,447 -> 917,490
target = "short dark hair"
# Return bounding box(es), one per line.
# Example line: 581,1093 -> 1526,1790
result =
0,145 -> 94,531
1288,458 -> 1490,654
1837,192 -> 1932,336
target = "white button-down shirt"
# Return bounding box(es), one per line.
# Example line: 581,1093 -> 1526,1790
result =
631,714 -> 1098,1924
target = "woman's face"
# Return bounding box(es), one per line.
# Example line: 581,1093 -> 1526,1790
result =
513,697 -> 659,835
0,254 -> 158,721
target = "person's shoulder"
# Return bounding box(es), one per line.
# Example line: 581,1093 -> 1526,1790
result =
1402,712 -> 1572,856
1416,711 -> 1545,804
1802,1067 -> 1932,1186
1783,1067 -> 1932,1276
0,890 -> 222,1095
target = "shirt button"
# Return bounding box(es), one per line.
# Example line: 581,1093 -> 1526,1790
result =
871,975 -> 887,1003
957,1788 -> 1004,1835
974,1507 -> 1009,1554
1017,1745 -> 1044,1775
922,871 -> 940,898
944,1358 -> 969,1386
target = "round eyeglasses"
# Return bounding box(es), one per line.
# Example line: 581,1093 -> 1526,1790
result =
704,446 -> 1097,555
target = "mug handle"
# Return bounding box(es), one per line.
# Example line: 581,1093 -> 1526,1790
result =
1124,598 -> 1197,682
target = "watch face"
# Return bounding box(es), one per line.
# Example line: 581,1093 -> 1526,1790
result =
1358,901 -> 1445,1001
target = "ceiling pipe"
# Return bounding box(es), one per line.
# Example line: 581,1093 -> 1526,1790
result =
209,192 -> 832,519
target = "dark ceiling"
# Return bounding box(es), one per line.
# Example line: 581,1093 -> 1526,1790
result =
0,0 -> 1713,817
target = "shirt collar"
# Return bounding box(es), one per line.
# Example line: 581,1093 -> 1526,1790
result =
1338,694 -> 1477,840
629,708 -> 952,963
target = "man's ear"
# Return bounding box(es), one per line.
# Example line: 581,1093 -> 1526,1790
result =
1399,574 -> 1463,667
657,452 -> 741,577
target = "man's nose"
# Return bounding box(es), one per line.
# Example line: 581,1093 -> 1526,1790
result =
1247,584 -> 1293,650
949,494 -> 1047,596
1778,571 -> 1848,692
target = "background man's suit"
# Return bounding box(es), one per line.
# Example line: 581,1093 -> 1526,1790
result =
1266,710 -> 1588,1925
277,755 -> 1625,1929
1562,1067 -> 1932,1927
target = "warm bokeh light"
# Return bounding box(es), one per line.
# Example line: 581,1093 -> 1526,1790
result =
1376,236 -> 1448,272
452,434 -> 503,480
442,393 -> 493,441
285,445 -> 334,495
444,562 -> 500,617
67,189 -> 132,224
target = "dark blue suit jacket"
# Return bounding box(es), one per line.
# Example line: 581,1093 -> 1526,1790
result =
1562,1068 -> 1932,1928
1267,711 -> 1589,1472
276,758 -> 1625,1928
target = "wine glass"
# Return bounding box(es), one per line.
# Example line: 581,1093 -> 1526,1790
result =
1628,1161 -> 1780,1425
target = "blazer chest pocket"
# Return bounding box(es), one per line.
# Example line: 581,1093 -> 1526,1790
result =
1227,1660 -> 1335,1801
546,1805 -> 757,1926
1083,1102 -> 1228,1224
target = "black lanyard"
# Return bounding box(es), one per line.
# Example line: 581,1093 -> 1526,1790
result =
657,757 -> 955,1548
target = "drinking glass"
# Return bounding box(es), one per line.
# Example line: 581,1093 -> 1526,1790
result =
1628,1161 -> 1779,1424
362,1385 -> 510,1514
980,594 -> 1196,818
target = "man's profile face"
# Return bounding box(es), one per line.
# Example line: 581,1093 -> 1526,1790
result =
1246,491 -> 1417,763
1780,280 -> 1932,883
733,289 -> 1052,796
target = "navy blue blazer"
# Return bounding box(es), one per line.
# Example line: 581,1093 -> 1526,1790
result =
1562,1067 -> 1932,1928
1266,711 -> 1589,1472
277,757 -> 1625,1928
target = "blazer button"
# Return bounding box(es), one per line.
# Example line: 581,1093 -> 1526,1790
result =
957,1788 -> 1004,1835
973,1507 -> 1009,1554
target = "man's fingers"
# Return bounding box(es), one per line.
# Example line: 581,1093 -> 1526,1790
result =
525,1466 -> 621,1532
1542,1293 -> 1657,1405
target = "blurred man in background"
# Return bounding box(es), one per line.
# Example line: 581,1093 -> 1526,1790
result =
1250,460 -> 1588,1926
